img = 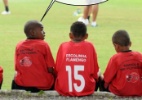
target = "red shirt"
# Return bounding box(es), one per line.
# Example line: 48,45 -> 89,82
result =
55,41 -> 99,96
104,51 -> 142,96
14,39 -> 55,89
0,66 -> 3,83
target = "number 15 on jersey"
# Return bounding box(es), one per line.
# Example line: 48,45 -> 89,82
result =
66,65 -> 85,92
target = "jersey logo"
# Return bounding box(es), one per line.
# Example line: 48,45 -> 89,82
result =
126,72 -> 140,83
20,56 -> 32,67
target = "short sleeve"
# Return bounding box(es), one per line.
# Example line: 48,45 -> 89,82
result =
104,56 -> 118,83
44,43 -> 55,68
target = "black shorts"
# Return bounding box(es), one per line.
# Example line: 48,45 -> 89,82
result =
98,77 -> 110,92
11,80 -> 54,93
0,80 -> 3,89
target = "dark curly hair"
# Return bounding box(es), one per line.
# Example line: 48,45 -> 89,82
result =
112,30 -> 131,46
24,20 -> 42,37
70,21 -> 87,39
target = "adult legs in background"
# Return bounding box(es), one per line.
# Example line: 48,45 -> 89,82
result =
1,0 -> 11,15
78,4 -> 99,27
91,4 -> 99,27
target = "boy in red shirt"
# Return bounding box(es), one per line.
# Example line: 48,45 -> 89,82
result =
11,20 -> 55,93
55,21 -> 99,96
100,30 -> 142,96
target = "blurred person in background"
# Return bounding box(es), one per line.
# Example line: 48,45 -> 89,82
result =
1,0 -> 11,15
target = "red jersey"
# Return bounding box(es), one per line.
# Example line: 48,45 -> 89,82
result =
14,39 -> 55,89
104,51 -> 142,96
0,66 -> 3,83
55,41 -> 99,96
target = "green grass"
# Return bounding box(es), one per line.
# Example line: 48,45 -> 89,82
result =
0,0 -> 142,90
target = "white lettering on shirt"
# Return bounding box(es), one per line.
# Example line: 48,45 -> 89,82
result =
66,54 -> 87,62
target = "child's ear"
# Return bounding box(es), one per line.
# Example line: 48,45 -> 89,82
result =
69,33 -> 73,39
84,33 -> 88,39
113,43 -> 120,52
129,42 -> 132,47
113,43 -> 118,48
29,29 -> 35,36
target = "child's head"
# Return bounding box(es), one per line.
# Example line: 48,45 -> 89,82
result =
69,21 -> 88,42
24,20 -> 45,40
112,30 -> 131,52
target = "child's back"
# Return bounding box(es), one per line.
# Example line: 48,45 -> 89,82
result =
103,30 -> 142,96
55,21 -> 99,96
104,51 -> 142,96
15,39 -> 54,89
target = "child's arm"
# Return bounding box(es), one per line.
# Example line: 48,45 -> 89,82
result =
98,75 -> 109,91
102,56 -> 118,91
47,67 -> 56,77
47,67 -> 54,73
44,42 -> 55,76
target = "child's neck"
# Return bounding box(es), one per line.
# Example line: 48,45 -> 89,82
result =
71,39 -> 84,43
118,46 -> 131,52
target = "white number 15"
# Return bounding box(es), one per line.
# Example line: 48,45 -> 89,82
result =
66,65 -> 85,92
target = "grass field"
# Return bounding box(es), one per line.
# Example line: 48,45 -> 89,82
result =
0,0 -> 142,90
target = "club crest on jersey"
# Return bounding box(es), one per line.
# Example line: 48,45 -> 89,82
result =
126,72 -> 140,83
20,56 -> 32,67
